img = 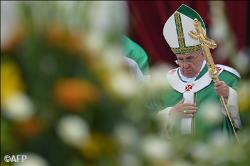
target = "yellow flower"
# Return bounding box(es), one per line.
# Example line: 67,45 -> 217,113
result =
238,81 -> 250,112
1,60 -> 24,102
81,132 -> 117,159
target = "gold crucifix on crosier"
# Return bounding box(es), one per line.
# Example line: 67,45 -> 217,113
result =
189,19 -> 240,143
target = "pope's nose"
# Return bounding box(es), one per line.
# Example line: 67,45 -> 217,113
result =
181,63 -> 190,69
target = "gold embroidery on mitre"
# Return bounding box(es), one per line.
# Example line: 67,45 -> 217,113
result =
172,12 -> 202,54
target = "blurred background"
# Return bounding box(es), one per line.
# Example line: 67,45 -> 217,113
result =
1,1 -> 250,166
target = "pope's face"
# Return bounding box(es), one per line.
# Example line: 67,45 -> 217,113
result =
176,50 -> 204,78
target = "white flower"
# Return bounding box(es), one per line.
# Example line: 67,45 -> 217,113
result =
171,160 -> 191,166
85,31 -> 106,52
209,131 -> 229,149
208,132 -> 233,164
190,142 -> 212,161
14,153 -> 48,166
144,64 -> 171,92
199,101 -> 223,124
114,123 -> 138,148
88,1 -> 128,37
102,46 -> 125,69
57,115 -> 89,147
109,72 -> 138,98
233,50 -> 250,74
119,153 -> 141,166
2,92 -> 34,122
141,135 -> 172,161
1,1 -> 20,49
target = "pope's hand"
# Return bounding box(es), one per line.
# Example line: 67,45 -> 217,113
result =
214,81 -> 229,99
170,99 -> 197,118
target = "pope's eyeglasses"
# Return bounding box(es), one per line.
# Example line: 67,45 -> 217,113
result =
175,55 -> 199,65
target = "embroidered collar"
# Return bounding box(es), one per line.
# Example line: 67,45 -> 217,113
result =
167,64 -> 224,93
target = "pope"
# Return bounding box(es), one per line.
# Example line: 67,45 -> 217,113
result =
157,4 -> 241,140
